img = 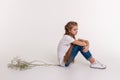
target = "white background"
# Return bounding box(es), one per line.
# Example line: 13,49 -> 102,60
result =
0,0 -> 120,80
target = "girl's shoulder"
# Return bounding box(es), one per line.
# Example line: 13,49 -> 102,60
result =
63,35 -> 74,39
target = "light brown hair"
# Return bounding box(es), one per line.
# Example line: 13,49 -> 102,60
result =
64,21 -> 78,64
64,21 -> 78,38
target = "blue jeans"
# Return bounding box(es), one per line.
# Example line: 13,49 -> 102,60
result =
65,45 -> 92,67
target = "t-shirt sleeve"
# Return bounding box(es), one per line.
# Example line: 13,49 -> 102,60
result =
64,35 -> 75,45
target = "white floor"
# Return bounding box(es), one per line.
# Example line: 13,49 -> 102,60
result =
0,53 -> 120,80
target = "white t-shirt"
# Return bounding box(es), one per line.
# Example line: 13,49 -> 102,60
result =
57,35 -> 75,66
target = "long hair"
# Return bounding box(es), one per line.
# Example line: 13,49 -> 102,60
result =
64,21 -> 78,64
64,21 -> 78,39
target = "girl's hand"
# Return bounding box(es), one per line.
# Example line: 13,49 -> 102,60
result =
83,45 -> 89,53
78,38 -> 90,52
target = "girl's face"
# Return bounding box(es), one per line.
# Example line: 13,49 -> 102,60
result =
69,26 -> 78,36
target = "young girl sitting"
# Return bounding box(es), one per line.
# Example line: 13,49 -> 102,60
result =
57,21 -> 106,69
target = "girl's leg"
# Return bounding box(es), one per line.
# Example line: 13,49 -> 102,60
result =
78,46 -> 106,69
78,46 -> 95,63
65,45 -> 106,69
65,45 -> 80,67
65,45 -> 94,67
89,57 -> 95,63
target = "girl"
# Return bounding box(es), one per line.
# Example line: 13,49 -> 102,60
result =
57,21 -> 106,69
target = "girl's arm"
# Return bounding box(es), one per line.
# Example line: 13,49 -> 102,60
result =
72,40 -> 87,46
78,39 -> 90,52
78,39 -> 89,46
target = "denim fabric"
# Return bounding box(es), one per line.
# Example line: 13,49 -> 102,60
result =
65,45 -> 92,67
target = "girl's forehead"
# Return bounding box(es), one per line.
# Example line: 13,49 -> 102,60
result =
72,26 -> 78,28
